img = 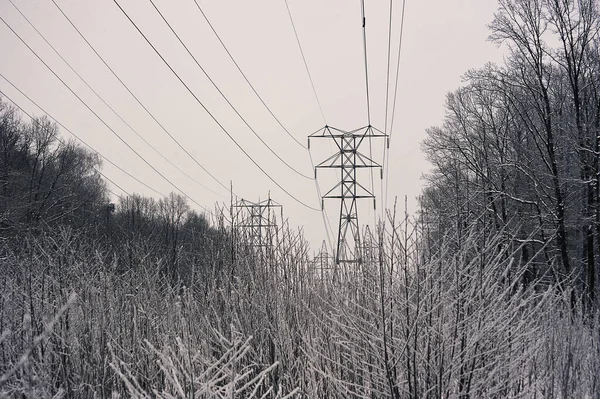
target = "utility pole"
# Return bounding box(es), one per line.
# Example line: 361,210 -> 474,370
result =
232,196 -> 282,254
309,125 -> 387,265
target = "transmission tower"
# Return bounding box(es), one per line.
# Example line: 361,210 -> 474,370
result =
362,224 -> 379,266
233,197 -> 282,253
309,125 -> 388,265
312,239 -> 334,281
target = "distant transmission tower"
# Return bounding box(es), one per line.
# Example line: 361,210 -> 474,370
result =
362,225 -> 379,266
233,197 -> 282,253
309,125 -> 387,264
312,239 -> 334,281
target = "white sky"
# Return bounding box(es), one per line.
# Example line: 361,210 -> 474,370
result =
0,0 -> 505,252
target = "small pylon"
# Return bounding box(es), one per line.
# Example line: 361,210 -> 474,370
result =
362,225 -> 379,266
233,196 -> 282,253
313,240 -> 334,280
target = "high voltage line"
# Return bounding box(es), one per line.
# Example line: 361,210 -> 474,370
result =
3,1 -> 402,252
4,83 -> 225,221
283,0 -> 327,126
283,0 -> 340,249
384,0 -> 394,136
381,0 -> 394,220
1,87 -> 133,199
8,0 -> 225,200
388,0 -> 407,139
111,0 -> 321,212
191,0 -> 334,250
360,0 -> 371,126
0,17 -> 215,214
192,0 -> 307,150
384,0 -> 407,213
0,78 -> 224,217
49,0 -> 232,196
147,0 -> 312,181
359,0 -> 377,228
0,79 -> 161,199
309,150 -> 335,254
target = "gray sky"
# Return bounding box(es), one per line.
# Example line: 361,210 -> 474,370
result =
0,0 -> 505,252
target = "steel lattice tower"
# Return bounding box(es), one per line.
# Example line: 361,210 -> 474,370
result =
233,197 -> 282,252
309,125 -> 387,264
362,225 -> 379,266
312,239 -> 334,280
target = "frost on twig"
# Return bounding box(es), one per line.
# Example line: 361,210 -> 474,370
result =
110,325 -> 297,398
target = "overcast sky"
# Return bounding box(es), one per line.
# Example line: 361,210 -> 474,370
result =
0,0 -> 505,252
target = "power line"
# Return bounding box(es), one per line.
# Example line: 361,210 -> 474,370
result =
101,174 -> 132,199
284,0 -> 338,232
5,89 -> 132,199
112,0 -> 320,212
2,78 -> 221,219
384,0 -> 393,135
191,0 -> 335,245
49,0 -> 231,195
190,1 -> 338,248
360,0 -> 371,126
359,0 -> 376,225
389,0 -> 406,142
308,149 -> 335,253
0,77 -> 162,198
381,0 -> 393,220
283,0 -> 327,125
106,188 -> 127,200
147,0 -> 312,181
384,0 -> 407,212
1,85 -> 222,215
9,0 -> 225,200
192,0 -> 307,150
0,16 -> 213,214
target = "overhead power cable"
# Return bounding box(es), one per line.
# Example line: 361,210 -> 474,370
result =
381,0 -> 393,220
360,0 -> 371,126
389,0 -> 406,141
283,0 -> 327,125
0,16 -> 212,214
308,150 -> 335,254
192,1 -> 336,246
384,0 -> 407,212
0,77 -> 162,198
3,84 -> 215,205
112,0 -> 320,212
192,0 -> 307,150
282,1 -> 336,245
384,0 -> 393,135
359,0 -> 376,225
1,78 -> 220,217
50,0 -> 231,195
9,0 -> 225,199
101,174 -> 132,199
148,0 -> 312,181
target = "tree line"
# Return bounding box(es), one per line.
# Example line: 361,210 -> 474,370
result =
0,100 -> 228,286
422,0 -> 600,310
